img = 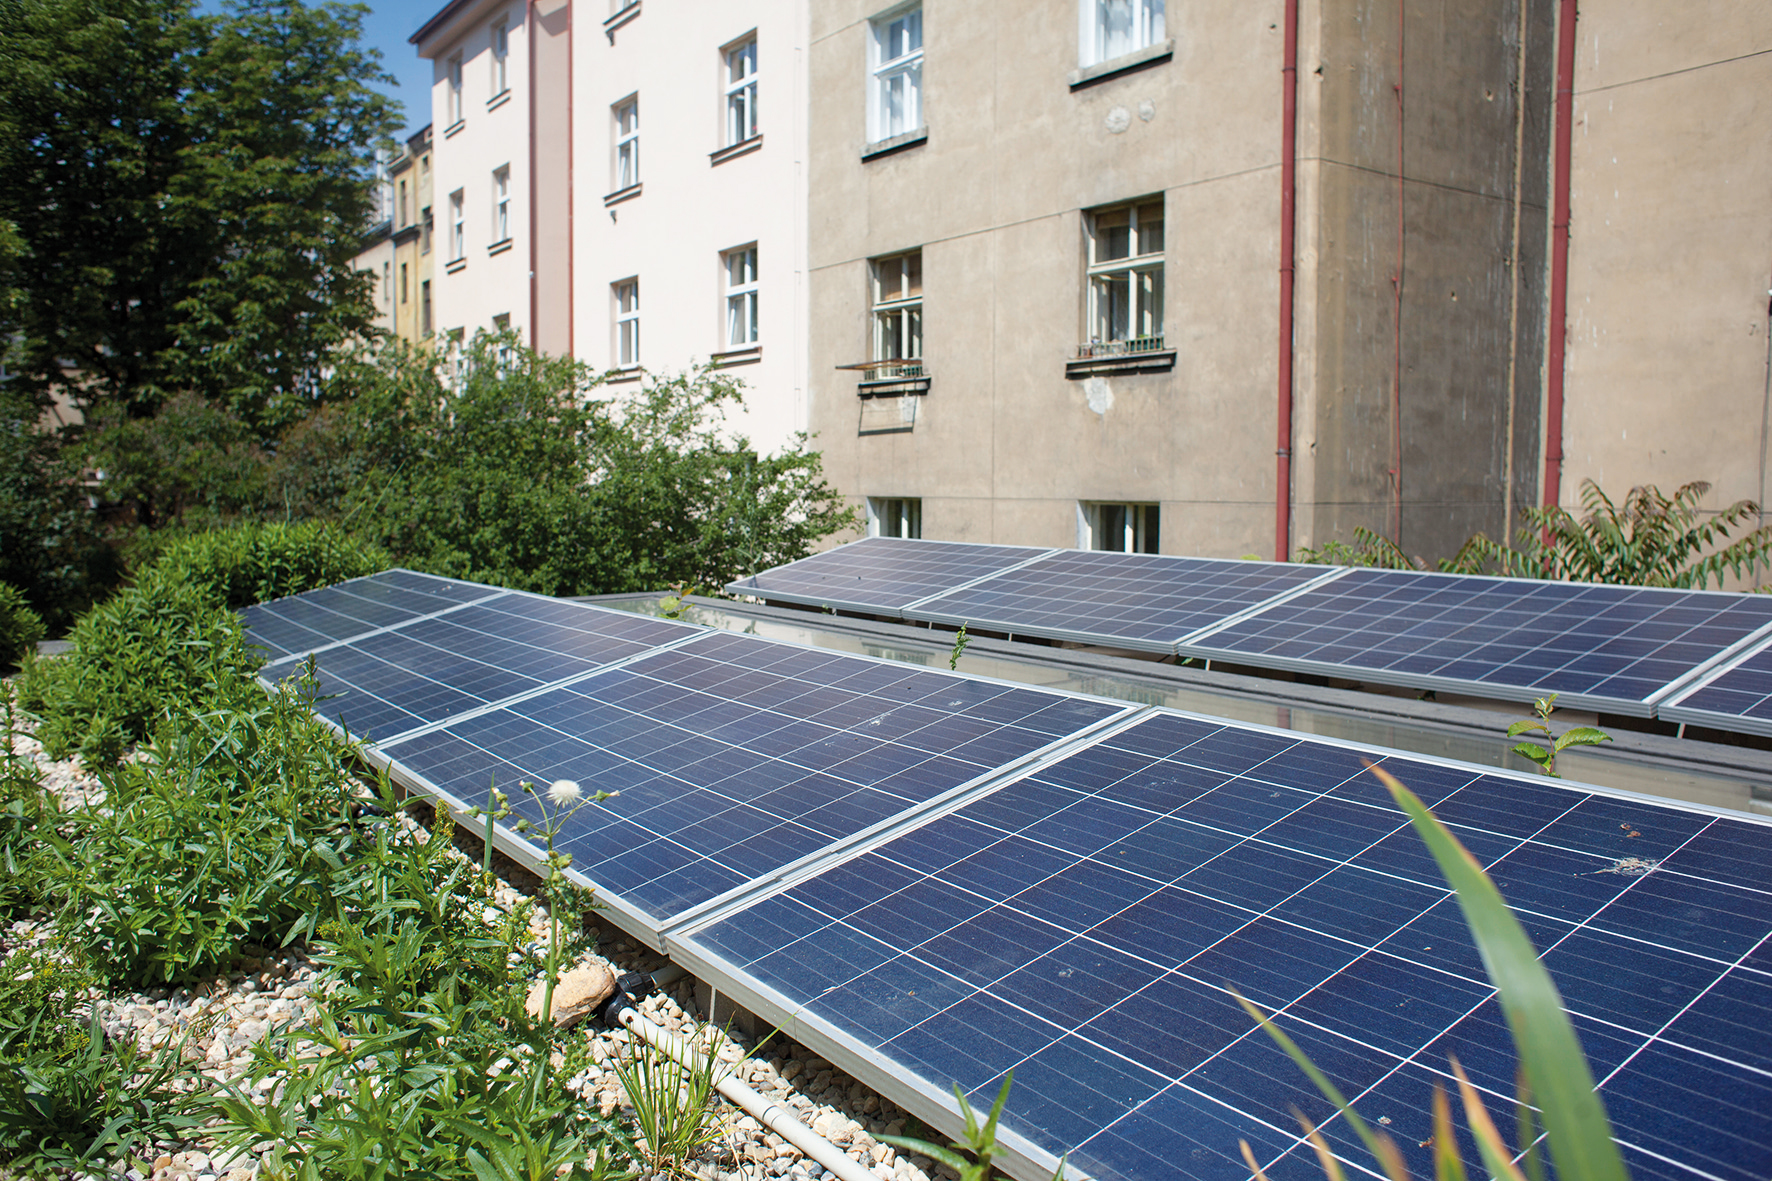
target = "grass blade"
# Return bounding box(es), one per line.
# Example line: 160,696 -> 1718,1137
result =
1367,764 -> 1628,1181
1450,1058 -> 1528,1181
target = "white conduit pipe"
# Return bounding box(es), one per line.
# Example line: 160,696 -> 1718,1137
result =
614,1003 -> 880,1181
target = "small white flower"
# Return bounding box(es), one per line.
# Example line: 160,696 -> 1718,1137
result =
547,778 -> 582,806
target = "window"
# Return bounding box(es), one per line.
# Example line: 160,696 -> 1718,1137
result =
725,36 -> 758,146
491,20 -> 509,95
421,280 -> 432,337
614,279 -> 640,366
398,179 -> 409,227
1081,502 -> 1159,553
869,497 -> 922,539
1085,199 -> 1164,352
723,245 -> 759,347
401,262 -> 409,304
492,166 -> 511,243
614,98 -> 640,190
382,261 -> 392,310
869,6 -> 922,143
449,189 -> 465,260
447,53 -> 464,125
421,205 -> 432,254
1083,0 -> 1165,67
871,251 -> 922,374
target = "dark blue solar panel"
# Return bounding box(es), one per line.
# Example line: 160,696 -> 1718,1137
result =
1660,638 -> 1772,738
725,536 -> 1048,615
378,630 -> 1128,922
1184,568 -> 1772,714
903,550 -> 1337,654
241,568 -> 500,659
683,712 -> 1772,1181
260,591 -> 700,742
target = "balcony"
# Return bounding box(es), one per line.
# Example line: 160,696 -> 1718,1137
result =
840,360 -> 931,397
1065,335 -> 1176,379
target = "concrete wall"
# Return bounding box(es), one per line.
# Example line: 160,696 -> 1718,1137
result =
1558,2 -> 1772,524
1293,0 -> 1552,562
572,0 -> 811,454
808,0 -> 1287,556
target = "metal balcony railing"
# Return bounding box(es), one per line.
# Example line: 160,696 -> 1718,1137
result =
858,361 -> 926,382
1075,335 -> 1166,359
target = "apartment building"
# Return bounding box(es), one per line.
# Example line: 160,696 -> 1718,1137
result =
807,0 -> 1555,561
351,146 -> 397,336
388,125 -> 437,345
572,0 -> 812,451
411,0 -> 572,355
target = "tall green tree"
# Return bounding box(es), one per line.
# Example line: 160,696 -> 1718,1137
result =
0,0 -> 398,433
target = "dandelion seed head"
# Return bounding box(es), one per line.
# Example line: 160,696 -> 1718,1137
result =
548,778 -> 582,805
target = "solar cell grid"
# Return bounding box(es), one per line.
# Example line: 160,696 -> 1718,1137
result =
1184,567 -> 1772,714
258,591 -> 701,743
1659,636 -> 1772,737
726,536 -> 1048,614
679,713 -> 1772,1181
377,629 -> 1129,923
904,550 -> 1339,654
241,569 -> 501,659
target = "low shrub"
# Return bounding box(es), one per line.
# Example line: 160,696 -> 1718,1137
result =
0,582 -> 45,668
0,683 -> 55,920
14,566 -> 263,764
143,519 -> 390,610
52,666 -> 363,985
205,792 -> 634,1180
0,945 -> 193,1174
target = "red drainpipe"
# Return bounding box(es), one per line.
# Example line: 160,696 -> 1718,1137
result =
1543,0 -> 1577,511
1275,0 -> 1299,562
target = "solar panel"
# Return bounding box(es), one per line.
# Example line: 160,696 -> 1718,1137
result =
257,591 -> 702,744
241,568 -> 502,659
1182,568 -> 1772,716
674,712 -> 1772,1181
903,550 -> 1341,654
375,629 -> 1131,929
1658,634 -> 1772,738
725,536 -> 1052,615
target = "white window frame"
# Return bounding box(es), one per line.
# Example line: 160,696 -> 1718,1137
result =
1079,502 -> 1160,553
614,97 -> 640,190
447,53 -> 464,125
492,165 -> 511,243
724,36 -> 758,146
868,5 -> 922,144
449,189 -> 465,260
870,250 -> 922,374
1080,0 -> 1165,67
491,19 -> 509,96
614,279 -> 640,367
723,244 -> 759,348
1084,198 -> 1164,353
868,497 -> 922,540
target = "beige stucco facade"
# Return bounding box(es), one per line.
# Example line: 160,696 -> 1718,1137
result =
1557,2 -> 1772,522
809,0 -> 1548,561
571,0 -> 811,452
389,126 -> 436,345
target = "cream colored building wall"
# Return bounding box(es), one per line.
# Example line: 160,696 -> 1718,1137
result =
354,231 -> 397,337
391,129 -> 437,345
808,0 -> 1284,555
1559,2 -> 1772,515
571,0 -> 811,454
421,0 -> 534,345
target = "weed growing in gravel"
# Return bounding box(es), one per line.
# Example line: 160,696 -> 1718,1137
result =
205,788 -> 635,1181
610,1026 -> 729,1179
50,665 -> 365,986
0,944 -> 195,1175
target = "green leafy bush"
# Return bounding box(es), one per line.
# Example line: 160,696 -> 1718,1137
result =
0,580 -> 45,667
206,793 -> 634,1180
143,519 -> 389,610
0,945 -> 193,1174
51,667 -> 363,985
0,682 -> 54,919
15,565 -> 263,763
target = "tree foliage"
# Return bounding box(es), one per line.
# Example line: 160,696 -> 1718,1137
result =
0,0 -> 398,432
0,392 -> 116,630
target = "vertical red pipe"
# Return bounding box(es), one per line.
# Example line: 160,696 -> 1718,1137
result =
1544,0 -> 1577,510
1275,0 -> 1299,562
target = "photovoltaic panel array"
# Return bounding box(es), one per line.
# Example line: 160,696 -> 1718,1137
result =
903,550 -> 1337,654
375,629 -> 1129,929
241,568 -> 502,660
1659,643 -> 1772,738
726,536 -> 1049,615
675,712 -> 1772,1181
732,540 -> 1772,723
1182,568 -> 1772,716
